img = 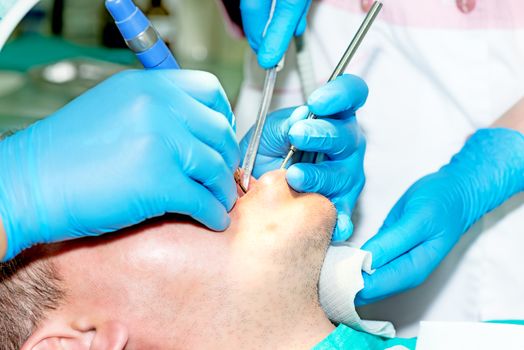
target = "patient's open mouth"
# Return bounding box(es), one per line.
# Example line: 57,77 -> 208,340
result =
234,168 -> 248,195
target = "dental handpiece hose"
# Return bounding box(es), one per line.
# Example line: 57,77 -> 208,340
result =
280,1 -> 383,168
105,0 -> 179,70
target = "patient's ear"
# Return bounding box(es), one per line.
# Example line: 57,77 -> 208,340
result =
22,319 -> 128,350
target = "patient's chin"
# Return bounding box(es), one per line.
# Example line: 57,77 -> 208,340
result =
232,168 -> 336,255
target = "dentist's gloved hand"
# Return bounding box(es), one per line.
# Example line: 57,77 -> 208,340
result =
240,0 -> 312,68
0,69 -> 240,261
240,74 -> 368,241
357,128 -> 524,305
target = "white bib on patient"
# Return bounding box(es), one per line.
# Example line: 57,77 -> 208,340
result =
319,243 -> 395,338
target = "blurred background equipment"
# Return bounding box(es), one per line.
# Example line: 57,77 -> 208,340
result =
0,0 -> 246,133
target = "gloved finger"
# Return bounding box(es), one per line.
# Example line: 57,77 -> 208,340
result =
331,173 -> 366,241
178,132 -> 238,212
307,74 -> 369,117
241,106 -> 309,158
332,201 -> 353,242
286,156 -> 363,198
361,208 -> 433,269
158,70 -> 235,128
289,117 -> 362,159
357,237 -> 448,304
355,274 -> 396,306
239,0 -> 272,52
294,0 -> 312,35
165,176 -> 231,231
258,0 -> 310,68
171,93 -> 240,173
263,106 -> 310,154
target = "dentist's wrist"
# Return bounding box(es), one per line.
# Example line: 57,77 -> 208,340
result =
0,134 -> 41,261
442,128 -> 524,232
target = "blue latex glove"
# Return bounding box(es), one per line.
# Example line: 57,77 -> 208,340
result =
0,69 -> 240,261
240,74 -> 368,241
240,0 -> 312,68
357,128 -> 524,305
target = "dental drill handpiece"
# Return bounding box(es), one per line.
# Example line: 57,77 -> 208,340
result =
280,1 -> 383,169
105,0 -> 179,70
108,0 -> 251,196
240,0 -> 284,192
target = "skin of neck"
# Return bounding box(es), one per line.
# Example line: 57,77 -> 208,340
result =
144,221 -> 336,349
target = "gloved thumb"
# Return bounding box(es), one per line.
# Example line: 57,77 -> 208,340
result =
361,209 -> 427,269
332,208 -> 354,242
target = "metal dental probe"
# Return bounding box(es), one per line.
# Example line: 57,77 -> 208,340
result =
280,1 -> 383,169
239,61 -> 283,191
294,33 -> 321,165
239,0 -> 284,191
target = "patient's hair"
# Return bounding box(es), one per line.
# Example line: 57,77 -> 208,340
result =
0,249 -> 65,350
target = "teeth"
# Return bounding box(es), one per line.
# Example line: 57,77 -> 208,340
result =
234,169 -> 247,194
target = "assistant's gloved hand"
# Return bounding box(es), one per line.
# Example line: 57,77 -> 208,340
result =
357,128 -> 524,305
0,69 -> 240,261
240,74 -> 368,241
240,0 -> 312,68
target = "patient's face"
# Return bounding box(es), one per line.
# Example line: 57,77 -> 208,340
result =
45,170 -> 336,348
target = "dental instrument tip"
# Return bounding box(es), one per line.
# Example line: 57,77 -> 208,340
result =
234,169 -> 248,193
281,147 -> 297,169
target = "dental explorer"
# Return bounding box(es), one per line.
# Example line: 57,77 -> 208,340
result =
280,1 -> 383,169
239,0 -> 285,192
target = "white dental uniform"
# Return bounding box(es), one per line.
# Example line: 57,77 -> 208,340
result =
233,0 -> 524,337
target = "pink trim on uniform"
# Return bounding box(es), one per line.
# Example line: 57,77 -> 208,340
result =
319,0 -> 524,29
